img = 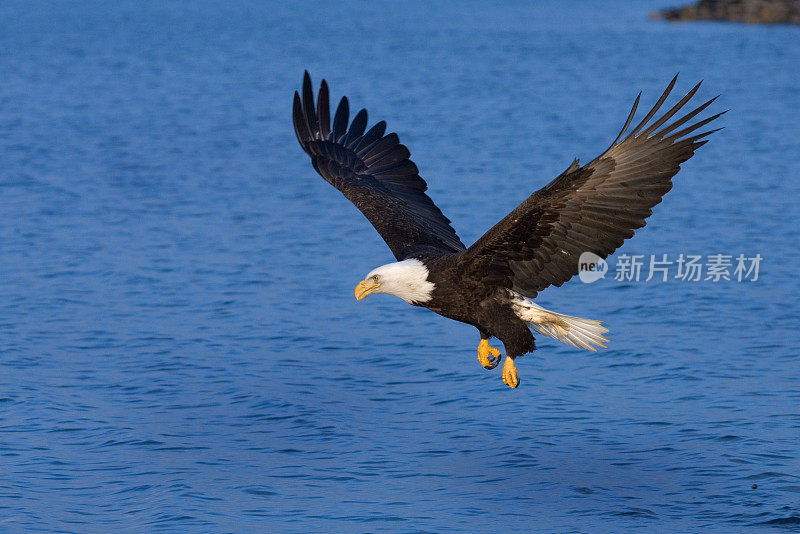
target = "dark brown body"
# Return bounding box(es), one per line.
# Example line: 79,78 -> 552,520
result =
418,254 -> 536,358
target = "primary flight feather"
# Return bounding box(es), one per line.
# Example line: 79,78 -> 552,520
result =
293,71 -> 722,388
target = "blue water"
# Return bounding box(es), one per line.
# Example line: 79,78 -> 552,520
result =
2,1 -> 799,532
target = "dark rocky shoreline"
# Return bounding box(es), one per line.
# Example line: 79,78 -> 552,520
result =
651,0 -> 800,24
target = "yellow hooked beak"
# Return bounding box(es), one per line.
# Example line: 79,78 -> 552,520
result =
354,279 -> 381,300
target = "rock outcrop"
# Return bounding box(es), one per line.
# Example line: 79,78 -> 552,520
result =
651,0 -> 800,24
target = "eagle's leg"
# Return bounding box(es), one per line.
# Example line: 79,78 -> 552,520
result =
502,355 -> 519,389
477,335 -> 501,370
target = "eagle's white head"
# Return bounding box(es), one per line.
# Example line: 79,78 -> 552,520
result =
354,258 -> 434,304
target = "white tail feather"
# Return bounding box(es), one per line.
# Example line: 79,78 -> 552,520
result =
508,292 -> 610,352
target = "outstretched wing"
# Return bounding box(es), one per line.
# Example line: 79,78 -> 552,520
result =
461,75 -> 724,297
293,72 -> 466,260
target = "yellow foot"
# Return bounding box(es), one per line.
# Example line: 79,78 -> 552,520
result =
477,339 -> 502,370
502,356 -> 519,389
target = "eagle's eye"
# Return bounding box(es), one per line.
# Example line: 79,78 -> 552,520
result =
371,275 -> 380,282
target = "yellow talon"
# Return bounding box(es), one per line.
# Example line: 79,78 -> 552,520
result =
502,355 -> 519,389
477,338 -> 502,370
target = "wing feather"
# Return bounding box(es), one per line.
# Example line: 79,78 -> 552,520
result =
332,96 -> 349,142
317,80 -> 331,139
354,121 -> 386,153
345,109 -> 368,146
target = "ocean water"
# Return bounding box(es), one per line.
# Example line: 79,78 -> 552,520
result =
1,1 -> 799,532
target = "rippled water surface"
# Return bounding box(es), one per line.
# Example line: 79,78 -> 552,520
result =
2,1 -> 799,532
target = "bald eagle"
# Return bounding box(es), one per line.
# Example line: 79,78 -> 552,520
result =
293,72 -> 722,388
